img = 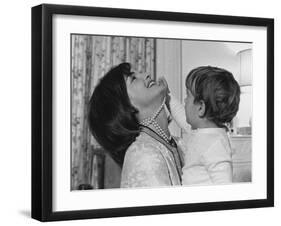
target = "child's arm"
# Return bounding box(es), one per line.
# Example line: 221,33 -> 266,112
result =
168,94 -> 191,133
159,76 -> 190,133
202,140 -> 233,184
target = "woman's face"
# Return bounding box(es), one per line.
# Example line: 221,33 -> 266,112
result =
125,72 -> 167,113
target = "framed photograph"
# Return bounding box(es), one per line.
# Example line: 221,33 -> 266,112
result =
32,4 -> 274,221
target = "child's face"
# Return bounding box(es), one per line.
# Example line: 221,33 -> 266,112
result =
184,89 -> 200,129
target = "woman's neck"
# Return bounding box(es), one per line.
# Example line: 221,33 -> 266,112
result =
153,108 -> 170,137
138,104 -> 171,139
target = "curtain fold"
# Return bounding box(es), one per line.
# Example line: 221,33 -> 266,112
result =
71,35 -> 155,190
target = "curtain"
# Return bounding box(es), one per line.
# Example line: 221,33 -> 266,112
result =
71,35 -> 155,190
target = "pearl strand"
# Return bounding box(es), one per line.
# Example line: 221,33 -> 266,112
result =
140,98 -> 172,144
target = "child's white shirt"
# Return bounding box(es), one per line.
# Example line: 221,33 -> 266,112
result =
168,94 -> 233,185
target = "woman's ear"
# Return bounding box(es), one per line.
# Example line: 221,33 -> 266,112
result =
198,100 -> 206,117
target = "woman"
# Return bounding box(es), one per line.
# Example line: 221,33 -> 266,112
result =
88,63 -> 183,188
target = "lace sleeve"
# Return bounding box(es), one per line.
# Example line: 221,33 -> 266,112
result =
120,143 -> 172,188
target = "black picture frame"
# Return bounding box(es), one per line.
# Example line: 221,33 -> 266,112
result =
31,3 -> 274,222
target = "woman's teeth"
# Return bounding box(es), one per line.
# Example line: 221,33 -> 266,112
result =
148,81 -> 156,88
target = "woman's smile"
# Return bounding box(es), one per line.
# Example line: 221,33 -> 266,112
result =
147,80 -> 156,88
146,78 -> 166,89
126,73 -> 166,111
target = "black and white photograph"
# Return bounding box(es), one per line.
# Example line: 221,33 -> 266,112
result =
71,35 -> 253,190
1,0 -> 280,225
31,3 -> 274,221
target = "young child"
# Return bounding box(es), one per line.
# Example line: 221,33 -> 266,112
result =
167,66 -> 240,185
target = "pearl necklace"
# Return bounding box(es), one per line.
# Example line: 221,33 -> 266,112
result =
140,98 -> 172,144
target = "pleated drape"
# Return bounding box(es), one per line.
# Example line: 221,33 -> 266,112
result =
71,35 -> 155,190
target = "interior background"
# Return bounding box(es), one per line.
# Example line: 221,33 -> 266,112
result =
71,36 -> 252,190
0,0 -> 279,226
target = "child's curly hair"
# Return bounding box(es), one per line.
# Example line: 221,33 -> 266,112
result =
185,66 -> 240,128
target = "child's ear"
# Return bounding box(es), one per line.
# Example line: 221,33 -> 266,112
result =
198,100 -> 206,117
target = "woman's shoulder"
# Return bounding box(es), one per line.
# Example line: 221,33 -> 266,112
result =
121,132 -> 171,188
126,132 -> 164,158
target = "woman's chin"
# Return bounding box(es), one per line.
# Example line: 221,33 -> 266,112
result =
143,85 -> 166,110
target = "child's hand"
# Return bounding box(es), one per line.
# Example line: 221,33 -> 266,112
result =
158,77 -> 171,111
158,77 -> 170,94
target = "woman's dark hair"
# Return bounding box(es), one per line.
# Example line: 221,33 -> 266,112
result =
88,63 -> 140,166
185,66 -> 240,128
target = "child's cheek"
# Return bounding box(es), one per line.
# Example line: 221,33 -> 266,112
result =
184,102 -> 189,121
184,97 -> 187,106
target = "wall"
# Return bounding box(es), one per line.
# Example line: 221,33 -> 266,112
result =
181,41 -> 252,132
181,40 -> 243,94
0,0 -> 280,226
159,39 -> 251,135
